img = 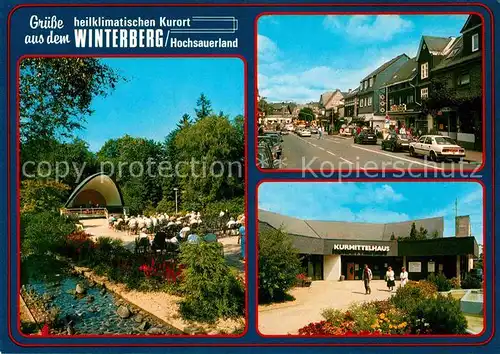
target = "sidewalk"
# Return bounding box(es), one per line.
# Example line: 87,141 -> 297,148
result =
464,150 -> 483,164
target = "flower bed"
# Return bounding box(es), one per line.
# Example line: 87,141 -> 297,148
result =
298,281 -> 468,336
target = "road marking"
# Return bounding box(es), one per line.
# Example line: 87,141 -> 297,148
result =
340,157 -> 354,165
350,144 -> 443,170
326,151 -> 336,156
317,146 -> 326,151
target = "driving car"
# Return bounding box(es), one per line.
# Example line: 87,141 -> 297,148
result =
381,133 -> 411,152
409,135 -> 466,162
298,128 -> 312,137
257,142 -> 279,169
354,130 -> 377,144
258,135 -> 282,159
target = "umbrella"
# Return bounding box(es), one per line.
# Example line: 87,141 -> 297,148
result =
187,234 -> 200,244
181,226 -> 191,233
219,211 -> 225,217
167,221 -> 176,227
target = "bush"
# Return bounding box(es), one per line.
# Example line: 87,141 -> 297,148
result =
410,294 -> 468,334
258,228 -> 301,303
390,281 -> 437,315
427,273 -> 452,292
21,211 -> 76,256
461,274 -> 482,289
178,241 -> 244,323
450,277 -> 461,289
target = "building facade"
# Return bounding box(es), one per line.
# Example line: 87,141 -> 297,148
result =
429,15 -> 483,150
343,88 -> 359,120
357,54 -> 410,128
259,210 -> 479,282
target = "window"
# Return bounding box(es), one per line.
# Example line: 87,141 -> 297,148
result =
398,96 -> 403,104
367,96 -> 372,106
364,81 -> 368,89
408,95 -> 414,103
472,33 -> 479,52
359,98 -> 364,108
421,87 -> 429,99
421,62 -> 429,79
424,137 -> 432,144
369,77 -> 373,87
389,98 -> 394,105
458,73 -> 471,86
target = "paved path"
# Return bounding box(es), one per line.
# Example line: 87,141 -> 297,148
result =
280,134 -> 481,172
80,219 -> 244,273
258,280 -> 394,335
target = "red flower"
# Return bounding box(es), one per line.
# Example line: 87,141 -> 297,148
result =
41,323 -> 50,336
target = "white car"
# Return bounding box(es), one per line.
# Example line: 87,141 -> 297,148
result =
409,135 -> 466,162
299,129 -> 312,137
339,127 -> 352,137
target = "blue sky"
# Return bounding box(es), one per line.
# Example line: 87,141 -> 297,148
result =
258,15 -> 469,103
259,182 -> 483,243
77,58 -> 244,151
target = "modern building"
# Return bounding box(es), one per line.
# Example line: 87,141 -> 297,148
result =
259,209 -> 479,282
357,54 -> 410,128
61,172 -> 125,218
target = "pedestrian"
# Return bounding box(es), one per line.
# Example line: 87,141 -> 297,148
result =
357,126 -> 361,135
385,266 -> 395,291
400,267 -> 409,288
317,126 -> 322,140
362,264 -> 373,294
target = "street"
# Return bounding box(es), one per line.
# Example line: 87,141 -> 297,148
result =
279,133 -> 481,172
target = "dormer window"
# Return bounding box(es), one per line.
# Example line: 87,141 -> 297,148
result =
421,62 -> 429,79
369,77 -> 373,87
364,81 -> 368,89
472,33 -> 479,52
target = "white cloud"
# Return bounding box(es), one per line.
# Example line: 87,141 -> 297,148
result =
257,34 -> 278,63
257,30 -> 420,103
323,15 -> 413,41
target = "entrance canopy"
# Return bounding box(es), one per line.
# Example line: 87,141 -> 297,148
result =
65,173 -> 124,212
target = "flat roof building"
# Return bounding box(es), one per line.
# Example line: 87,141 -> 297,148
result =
259,209 -> 479,282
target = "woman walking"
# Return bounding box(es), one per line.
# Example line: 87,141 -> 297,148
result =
400,267 -> 409,288
385,266 -> 395,291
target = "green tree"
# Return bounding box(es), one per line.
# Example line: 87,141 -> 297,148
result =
195,93 -> 213,121
177,114 -> 192,130
174,115 -> 244,210
298,107 -> 315,122
409,222 -> 417,240
259,227 -> 302,303
20,58 -> 122,145
20,180 -> 71,213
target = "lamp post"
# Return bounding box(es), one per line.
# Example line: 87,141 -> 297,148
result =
173,188 -> 179,214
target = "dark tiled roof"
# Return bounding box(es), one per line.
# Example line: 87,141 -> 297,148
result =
383,57 -> 417,86
344,88 -> 359,98
432,36 -> 481,71
259,209 -> 445,241
320,91 -> 335,106
361,54 -> 409,81
423,36 -> 454,53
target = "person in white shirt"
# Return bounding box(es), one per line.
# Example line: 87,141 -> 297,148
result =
400,267 -> 409,288
385,266 -> 395,291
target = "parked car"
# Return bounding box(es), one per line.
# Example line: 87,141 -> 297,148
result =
339,127 -> 352,137
258,135 -> 282,159
409,135 -> 466,162
280,129 -> 289,135
298,128 -> 312,137
381,133 -> 411,152
264,132 -> 284,143
310,127 -> 318,134
257,142 -> 279,169
354,130 -> 377,144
